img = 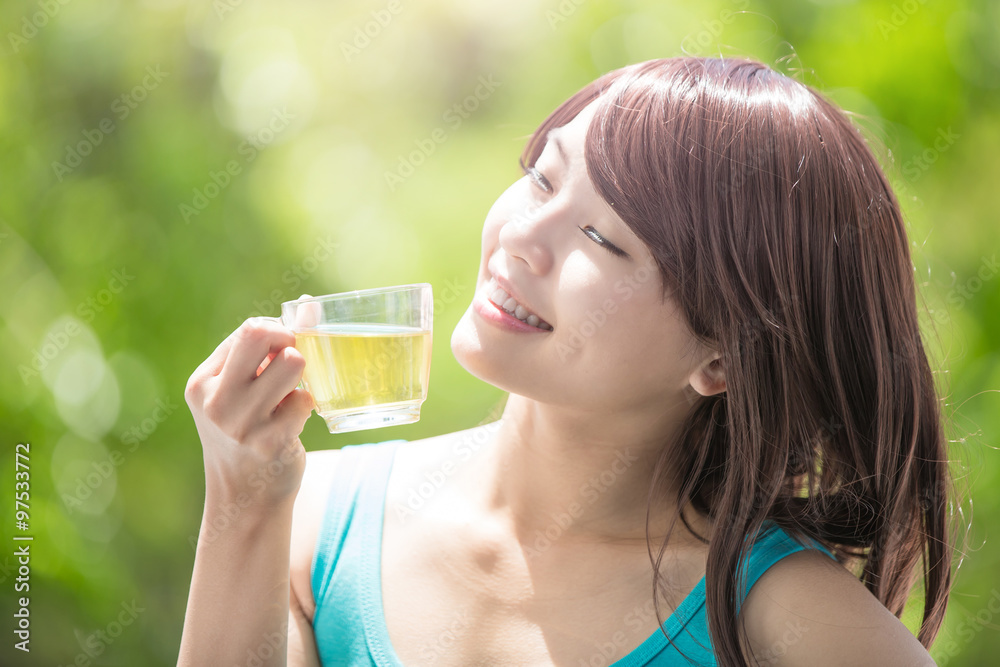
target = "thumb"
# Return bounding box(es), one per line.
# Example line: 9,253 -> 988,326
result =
293,294 -> 321,329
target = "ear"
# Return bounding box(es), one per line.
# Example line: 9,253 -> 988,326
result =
688,353 -> 726,397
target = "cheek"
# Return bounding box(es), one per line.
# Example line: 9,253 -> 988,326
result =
568,292 -> 674,365
558,285 -> 632,355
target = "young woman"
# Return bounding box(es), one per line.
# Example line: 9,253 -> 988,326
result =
178,57 -> 955,666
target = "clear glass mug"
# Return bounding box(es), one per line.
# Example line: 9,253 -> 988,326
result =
269,284 -> 433,434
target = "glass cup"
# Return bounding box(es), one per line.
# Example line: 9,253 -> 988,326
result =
277,284 -> 433,434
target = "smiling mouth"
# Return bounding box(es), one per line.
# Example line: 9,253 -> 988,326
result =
484,276 -> 553,330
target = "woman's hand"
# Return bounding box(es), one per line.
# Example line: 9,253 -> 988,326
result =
184,315 -> 316,512
178,302 -> 321,667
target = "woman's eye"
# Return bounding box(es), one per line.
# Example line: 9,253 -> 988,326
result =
516,158 -> 629,260
580,226 -> 630,259
519,158 -> 553,194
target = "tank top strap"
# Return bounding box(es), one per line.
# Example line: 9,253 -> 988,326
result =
310,439 -> 407,612
735,521 -> 837,614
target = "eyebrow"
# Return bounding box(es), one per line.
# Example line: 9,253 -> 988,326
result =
546,129 -> 569,165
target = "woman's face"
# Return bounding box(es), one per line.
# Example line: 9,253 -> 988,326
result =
450,99 -> 714,411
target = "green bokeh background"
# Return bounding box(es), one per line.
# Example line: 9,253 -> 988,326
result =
2,0 -> 998,664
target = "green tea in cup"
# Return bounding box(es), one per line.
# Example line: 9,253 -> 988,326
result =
280,284 -> 432,434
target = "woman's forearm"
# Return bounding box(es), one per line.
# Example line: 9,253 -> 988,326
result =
178,317 -> 315,665
177,495 -> 295,667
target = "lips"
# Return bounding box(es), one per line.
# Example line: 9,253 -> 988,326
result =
485,279 -> 553,330
485,273 -> 553,330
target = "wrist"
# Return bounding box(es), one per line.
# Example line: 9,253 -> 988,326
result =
204,480 -> 296,513
200,484 -> 296,538
201,444 -> 305,512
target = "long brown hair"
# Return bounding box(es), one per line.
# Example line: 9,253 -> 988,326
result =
519,57 -> 958,665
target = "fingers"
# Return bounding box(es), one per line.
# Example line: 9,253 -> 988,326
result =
251,345 -> 308,414
189,300 -> 319,426
275,386 -> 315,420
270,387 -> 316,439
220,318 -> 297,390
256,352 -> 276,377
256,313 -> 299,375
197,328 -> 240,378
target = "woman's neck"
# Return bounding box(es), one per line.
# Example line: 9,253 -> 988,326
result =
463,393 -> 712,550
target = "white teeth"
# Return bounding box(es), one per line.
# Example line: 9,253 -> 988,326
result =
485,276 -> 553,330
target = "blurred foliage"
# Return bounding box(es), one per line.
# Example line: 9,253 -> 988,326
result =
1,0 -> 998,664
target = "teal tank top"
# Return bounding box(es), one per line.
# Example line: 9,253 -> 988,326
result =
310,439 -> 837,666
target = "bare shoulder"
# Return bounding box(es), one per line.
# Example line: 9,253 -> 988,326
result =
741,549 -> 936,666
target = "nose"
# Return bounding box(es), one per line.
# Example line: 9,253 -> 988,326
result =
497,200 -> 555,275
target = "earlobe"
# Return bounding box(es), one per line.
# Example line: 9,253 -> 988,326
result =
689,355 -> 726,397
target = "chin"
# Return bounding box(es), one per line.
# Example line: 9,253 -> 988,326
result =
450,308 -> 524,395
450,308 -> 489,378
